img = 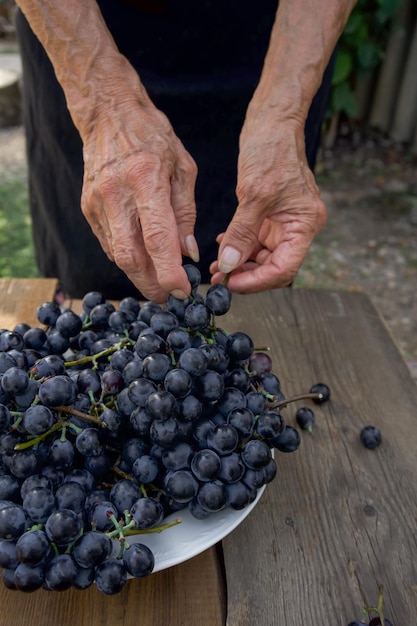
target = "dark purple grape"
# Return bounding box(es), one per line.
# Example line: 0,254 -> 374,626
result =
256,371 -> 281,396
225,331 -> 254,362
204,283 -> 231,316
75,428 -> 103,457
123,543 -> 155,578
142,352 -> 172,382
241,439 -> 272,469
191,448 -> 221,481
272,425 -> 301,453
178,347 -> 208,377
72,530 -> 112,568
161,441 -> 194,472
0,474 -> 20,501
138,301 -> 162,325
146,389 -> 176,421
30,354 -> 65,379
108,310 -> 131,333
206,423 -> 239,456
45,553 -> 77,591
0,539 -> 19,569
55,310 -> 83,338
360,426 -> 382,449
132,454 -> 160,483
73,564 -> 95,589
9,449 -> 40,479
0,500 -> 27,540
119,295 -> 140,317
87,500 -> 118,532
110,479 -> 141,516
130,496 -> 164,529
127,377 -> 156,408
16,530 -> 53,566
76,367 -> 101,395
184,302 -> 211,331
134,332 -> 166,359
197,480 -> 227,513
38,375 -> 77,407
82,291 -> 105,314
1,366 -> 29,395
55,481 -> 86,514
45,508 -> 83,546
255,410 -> 284,440
310,382 -> 331,403
164,470 -> 199,503
164,368 -> 193,399
166,328 -> 192,354
227,407 -> 255,440
295,406 -> 315,431
177,394 -> 202,423
109,348 -> 135,372
0,404 -> 10,433
89,302 -> 116,329
121,437 -> 149,468
368,618 -> 393,626
183,264 -> 201,290
218,452 -> 245,484
36,300 -> 61,326
23,405 -> 55,435
248,351 -> 272,375
226,480 -> 257,510
14,562 -> 45,592
95,558 -> 127,595
23,487 -> 56,523
100,368 -> 124,394
150,310 -> 179,337
150,417 -> 179,448
48,438 -> 75,470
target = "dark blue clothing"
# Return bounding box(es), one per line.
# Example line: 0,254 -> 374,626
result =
16,2 -> 334,299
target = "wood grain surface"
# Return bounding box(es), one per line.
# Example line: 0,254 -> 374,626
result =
220,289 -> 417,626
1,280 -> 416,625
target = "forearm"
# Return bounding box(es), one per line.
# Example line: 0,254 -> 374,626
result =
15,0 -> 150,136
248,0 -> 356,125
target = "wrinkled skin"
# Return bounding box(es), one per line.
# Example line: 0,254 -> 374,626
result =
210,119 -> 327,292
81,100 -> 198,303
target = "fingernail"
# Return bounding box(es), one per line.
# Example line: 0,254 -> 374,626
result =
170,288 -> 189,300
219,246 -> 241,273
185,234 -> 200,263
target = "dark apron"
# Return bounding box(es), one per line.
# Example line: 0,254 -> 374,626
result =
15,1 -> 334,299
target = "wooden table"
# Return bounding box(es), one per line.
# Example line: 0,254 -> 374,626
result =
1,278 -> 417,625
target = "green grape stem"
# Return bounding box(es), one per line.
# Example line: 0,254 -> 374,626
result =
64,337 -> 133,370
363,584 -> 387,625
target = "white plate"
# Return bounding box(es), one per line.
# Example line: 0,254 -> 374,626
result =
124,483 -> 266,573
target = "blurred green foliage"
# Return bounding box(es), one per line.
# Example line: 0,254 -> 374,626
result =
330,0 -> 403,118
0,178 -> 40,278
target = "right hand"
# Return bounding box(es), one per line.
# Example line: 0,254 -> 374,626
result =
80,98 -> 199,303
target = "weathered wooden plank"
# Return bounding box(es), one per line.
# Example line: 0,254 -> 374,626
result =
0,547 -> 226,626
222,288 -> 417,626
0,278 -> 58,329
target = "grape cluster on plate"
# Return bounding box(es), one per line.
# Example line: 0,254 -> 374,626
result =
0,265 -> 307,595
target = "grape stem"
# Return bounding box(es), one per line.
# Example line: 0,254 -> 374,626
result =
363,584 -> 387,625
64,337 -> 133,369
53,405 -> 107,427
267,391 -> 323,409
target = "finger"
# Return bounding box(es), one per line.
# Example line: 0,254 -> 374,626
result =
217,201 -> 266,274
170,154 -> 200,263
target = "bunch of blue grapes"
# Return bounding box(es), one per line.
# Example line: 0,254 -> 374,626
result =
0,265 -> 322,595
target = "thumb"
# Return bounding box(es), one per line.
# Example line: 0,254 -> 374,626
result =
217,205 -> 263,273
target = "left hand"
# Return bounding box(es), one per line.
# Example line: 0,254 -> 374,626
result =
210,119 -> 327,293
